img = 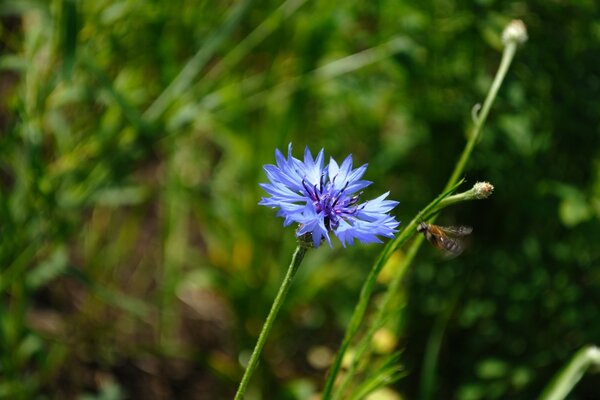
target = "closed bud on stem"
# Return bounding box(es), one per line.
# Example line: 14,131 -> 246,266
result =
434,180 -> 495,211
502,19 -> 528,46
473,181 -> 494,199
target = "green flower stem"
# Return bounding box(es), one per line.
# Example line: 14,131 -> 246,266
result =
332,235 -> 422,400
331,181 -> 489,399
540,346 -> 600,400
323,21 -> 525,399
437,181 -> 494,208
234,245 -> 308,400
444,33 -> 519,191
333,181 -> 493,398
322,181 -> 464,399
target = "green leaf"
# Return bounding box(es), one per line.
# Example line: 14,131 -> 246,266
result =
26,247 -> 69,290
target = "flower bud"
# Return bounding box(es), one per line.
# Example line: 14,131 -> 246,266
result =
473,181 -> 494,199
502,19 -> 528,46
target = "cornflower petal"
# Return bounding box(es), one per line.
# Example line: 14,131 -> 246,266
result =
259,144 -> 400,248
303,146 -> 325,186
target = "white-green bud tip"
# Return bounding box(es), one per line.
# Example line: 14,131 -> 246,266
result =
502,19 -> 528,46
473,181 -> 494,199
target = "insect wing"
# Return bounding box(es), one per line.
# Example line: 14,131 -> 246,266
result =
438,225 -> 472,237
418,223 -> 472,255
434,225 -> 471,255
437,234 -> 464,255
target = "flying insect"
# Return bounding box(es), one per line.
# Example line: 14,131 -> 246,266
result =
417,222 -> 472,255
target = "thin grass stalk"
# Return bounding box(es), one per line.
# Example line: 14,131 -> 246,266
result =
184,36 -> 415,126
145,0 -> 308,123
143,0 -> 253,122
203,0 -> 308,83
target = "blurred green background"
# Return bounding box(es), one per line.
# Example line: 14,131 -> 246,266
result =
1,0 -> 599,399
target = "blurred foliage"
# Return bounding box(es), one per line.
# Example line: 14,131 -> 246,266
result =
0,0 -> 599,399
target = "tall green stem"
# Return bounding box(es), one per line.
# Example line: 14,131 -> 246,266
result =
540,346 -> 600,400
322,181 -> 463,398
323,21 -> 525,399
445,37 -> 518,190
234,245 -> 307,400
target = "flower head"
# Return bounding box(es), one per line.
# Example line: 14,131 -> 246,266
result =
473,181 -> 494,199
502,19 -> 528,46
259,144 -> 400,247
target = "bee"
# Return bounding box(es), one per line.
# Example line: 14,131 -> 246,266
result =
416,222 -> 472,255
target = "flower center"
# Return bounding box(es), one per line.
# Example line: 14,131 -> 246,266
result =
302,175 -> 362,231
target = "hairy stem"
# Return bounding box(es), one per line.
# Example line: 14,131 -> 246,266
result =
234,245 -> 307,400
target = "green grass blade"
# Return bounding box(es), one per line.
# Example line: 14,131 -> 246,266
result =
346,353 -> 404,400
57,0 -> 78,80
143,0 -> 253,122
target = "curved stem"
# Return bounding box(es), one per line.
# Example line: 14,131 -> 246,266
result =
234,245 -> 307,400
323,39 -> 520,399
332,180 -> 474,399
540,346 -> 600,400
322,181 -> 463,398
332,235 -> 421,399
445,40 -> 517,190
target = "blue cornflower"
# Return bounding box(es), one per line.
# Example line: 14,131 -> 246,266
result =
259,144 -> 400,247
